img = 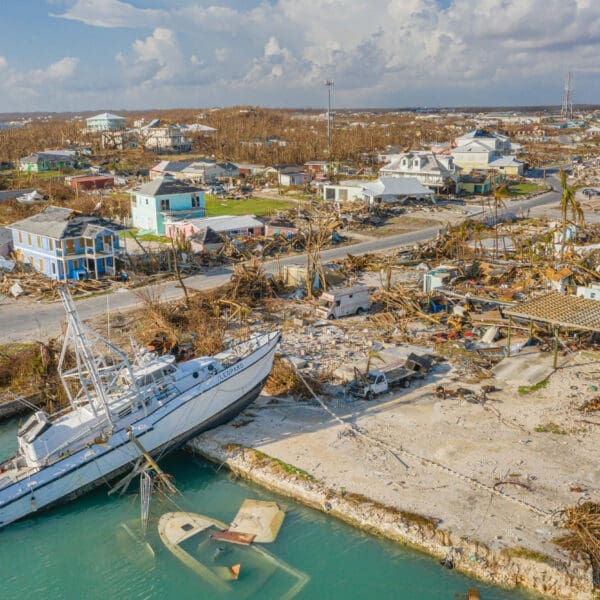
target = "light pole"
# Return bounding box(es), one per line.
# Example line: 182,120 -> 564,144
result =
325,80 -> 334,152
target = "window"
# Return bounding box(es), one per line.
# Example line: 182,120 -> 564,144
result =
51,263 -> 56,275
36,235 -> 42,248
325,188 -> 335,200
339,189 -> 348,202
27,233 -> 32,246
17,231 -> 23,244
66,239 -> 75,253
49,239 -> 54,251
160,199 -> 170,211
38,259 -> 43,271
145,198 -> 148,205
191,195 -> 201,208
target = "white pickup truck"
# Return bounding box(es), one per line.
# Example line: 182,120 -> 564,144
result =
345,366 -> 413,400
345,353 -> 432,400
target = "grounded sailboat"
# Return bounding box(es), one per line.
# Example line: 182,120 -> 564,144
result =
0,287 -> 279,529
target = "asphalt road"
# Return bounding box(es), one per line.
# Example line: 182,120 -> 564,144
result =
0,185 -> 561,344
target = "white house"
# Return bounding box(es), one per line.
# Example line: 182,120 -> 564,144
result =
278,168 -> 309,187
451,129 -> 524,175
86,112 -> 126,132
323,180 -> 368,203
143,125 -> 191,152
380,151 -> 460,192
323,177 -> 432,205
150,159 -> 239,183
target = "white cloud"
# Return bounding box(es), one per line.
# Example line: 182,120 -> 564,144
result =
44,0 -> 600,108
0,56 -> 7,71
128,28 -> 185,83
44,56 -> 80,81
214,48 -> 231,63
52,0 -> 163,28
0,56 -> 80,99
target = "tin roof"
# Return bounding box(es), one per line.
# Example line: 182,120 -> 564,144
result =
8,206 -> 121,239
505,291 -> 600,332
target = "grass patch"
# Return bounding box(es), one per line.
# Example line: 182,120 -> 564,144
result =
518,379 -> 549,394
504,546 -> 550,563
249,448 -> 315,480
508,182 -> 548,196
120,229 -> 170,243
205,195 -> 295,217
534,422 -> 567,435
222,443 -> 243,453
341,491 -> 439,530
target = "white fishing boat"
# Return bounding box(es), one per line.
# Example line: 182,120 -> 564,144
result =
0,287 -> 279,529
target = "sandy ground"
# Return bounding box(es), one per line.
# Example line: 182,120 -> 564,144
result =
195,347 -> 600,564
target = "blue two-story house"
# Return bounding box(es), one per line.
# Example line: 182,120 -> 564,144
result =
9,206 -> 123,280
131,178 -> 206,235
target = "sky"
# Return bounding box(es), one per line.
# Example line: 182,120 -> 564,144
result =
0,0 -> 598,113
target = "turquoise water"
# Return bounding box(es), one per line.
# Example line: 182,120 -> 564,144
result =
0,418 -> 533,599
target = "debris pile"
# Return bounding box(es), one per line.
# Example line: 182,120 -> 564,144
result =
554,502 -> 600,572
264,356 -> 323,400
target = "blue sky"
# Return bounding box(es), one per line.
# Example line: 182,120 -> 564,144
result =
0,0 -> 598,112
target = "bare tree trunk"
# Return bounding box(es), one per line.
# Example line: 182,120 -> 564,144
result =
170,239 -> 189,307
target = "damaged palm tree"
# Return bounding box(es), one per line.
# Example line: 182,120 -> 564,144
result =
227,258 -> 282,303
559,170 -> 584,259
304,203 -> 342,299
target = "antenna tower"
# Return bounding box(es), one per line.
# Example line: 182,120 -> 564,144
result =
561,71 -> 573,118
325,80 -> 334,150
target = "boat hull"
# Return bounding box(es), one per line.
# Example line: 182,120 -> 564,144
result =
0,332 -> 279,529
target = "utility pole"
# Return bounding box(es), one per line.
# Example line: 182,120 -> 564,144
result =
325,80 -> 334,152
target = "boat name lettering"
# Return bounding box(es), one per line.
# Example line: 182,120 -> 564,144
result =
220,360 -> 245,381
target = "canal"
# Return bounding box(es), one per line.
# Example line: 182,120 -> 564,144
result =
0,418 -> 534,599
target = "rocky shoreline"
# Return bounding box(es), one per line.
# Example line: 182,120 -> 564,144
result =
188,437 -> 594,600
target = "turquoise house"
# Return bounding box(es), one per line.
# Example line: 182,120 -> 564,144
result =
86,112 -> 126,132
131,178 -> 206,235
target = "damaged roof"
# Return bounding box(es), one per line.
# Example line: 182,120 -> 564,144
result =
0,227 -> 12,246
136,177 -> 204,196
8,206 -> 122,239
189,226 -> 223,245
505,291 -> 600,333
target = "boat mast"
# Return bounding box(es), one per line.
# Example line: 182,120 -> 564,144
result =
58,286 -> 116,424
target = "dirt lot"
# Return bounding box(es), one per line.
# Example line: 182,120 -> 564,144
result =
195,345 -> 600,565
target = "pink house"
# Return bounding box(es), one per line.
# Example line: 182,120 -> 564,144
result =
165,214 -> 265,245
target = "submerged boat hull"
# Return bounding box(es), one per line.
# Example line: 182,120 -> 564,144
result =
0,332 -> 279,528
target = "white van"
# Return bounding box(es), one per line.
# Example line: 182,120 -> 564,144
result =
316,285 -> 371,320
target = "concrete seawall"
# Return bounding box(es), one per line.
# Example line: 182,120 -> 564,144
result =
188,437 -> 594,600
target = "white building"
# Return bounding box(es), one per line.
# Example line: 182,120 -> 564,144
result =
86,112 -> 126,132
143,126 -> 192,152
451,129 -> 524,175
150,159 -> 239,183
323,177 -> 432,205
380,151 -> 460,192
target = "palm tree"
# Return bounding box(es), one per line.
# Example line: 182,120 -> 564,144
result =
559,170 -> 584,259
